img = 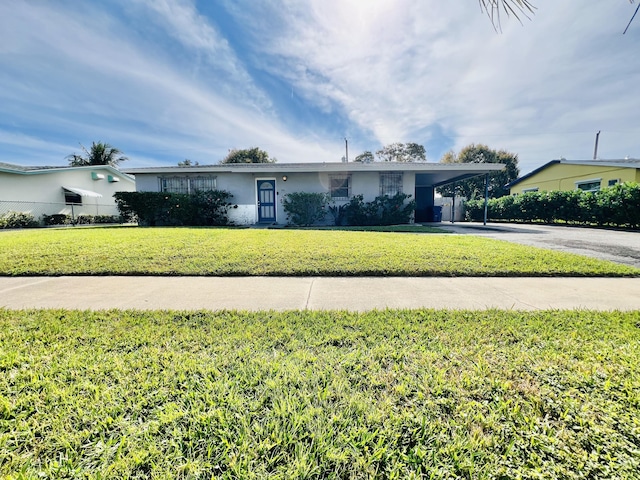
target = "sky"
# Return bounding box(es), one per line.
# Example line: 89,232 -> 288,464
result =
1,0 -> 639,176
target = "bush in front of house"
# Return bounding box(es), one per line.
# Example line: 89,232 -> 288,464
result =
42,214 -> 124,226
188,190 -> 234,226
342,193 -> 415,226
282,192 -> 328,226
43,214 -> 71,226
465,182 -> 640,229
94,215 -> 125,224
0,211 -> 39,229
114,191 -> 233,227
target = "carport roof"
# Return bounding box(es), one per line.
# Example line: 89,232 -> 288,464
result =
124,162 -> 504,187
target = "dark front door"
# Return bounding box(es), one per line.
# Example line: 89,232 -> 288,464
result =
257,180 -> 276,223
414,175 -> 434,222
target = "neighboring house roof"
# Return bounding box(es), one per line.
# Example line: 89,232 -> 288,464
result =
0,162 -> 135,182
508,159 -> 640,188
124,162 -> 505,187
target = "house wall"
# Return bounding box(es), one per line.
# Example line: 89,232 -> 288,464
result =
136,170 -> 418,225
0,167 -> 135,218
510,164 -> 639,194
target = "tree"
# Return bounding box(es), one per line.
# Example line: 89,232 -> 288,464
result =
66,142 -> 128,167
221,147 -> 276,164
479,0 -> 535,30
375,143 -> 426,162
178,159 -> 199,166
438,143 -> 519,199
353,151 -> 374,163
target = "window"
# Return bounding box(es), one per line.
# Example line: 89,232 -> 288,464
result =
64,191 -> 82,205
379,172 -> 403,196
576,179 -> 601,192
159,176 -> 217,194
522,187 -> 539,193
329,175 -> 351,199
608,179 -> 620,187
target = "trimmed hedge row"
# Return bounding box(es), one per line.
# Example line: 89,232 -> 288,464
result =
42,214 -> 124,226
114,191 -> 233,226
0,212 -> 124,229
465,182 -> 640,228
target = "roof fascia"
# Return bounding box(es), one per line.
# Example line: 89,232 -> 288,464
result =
124,163 -> 505,175
0,164 -> 135,182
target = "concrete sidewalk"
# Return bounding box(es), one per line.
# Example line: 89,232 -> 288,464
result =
1,276 -> 639,311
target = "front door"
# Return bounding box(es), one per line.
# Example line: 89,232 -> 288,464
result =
415,174 -> 435,222
257,179 -> 276,223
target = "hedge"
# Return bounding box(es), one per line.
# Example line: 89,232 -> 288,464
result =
282,192 -> 328,226
465,182 -> 640,229
0,211 -> 39,229
113,190 -> 233,226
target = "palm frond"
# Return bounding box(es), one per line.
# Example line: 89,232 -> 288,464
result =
479,0 -> 536,31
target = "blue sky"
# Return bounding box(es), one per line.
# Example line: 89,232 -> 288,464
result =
1,0 -> 638,175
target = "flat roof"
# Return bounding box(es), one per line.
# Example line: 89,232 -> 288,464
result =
125,162 -> 505,188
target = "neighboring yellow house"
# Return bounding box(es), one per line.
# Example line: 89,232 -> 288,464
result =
508,159 -> 640,195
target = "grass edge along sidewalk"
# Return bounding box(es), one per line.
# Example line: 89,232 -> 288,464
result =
1,308 -> 639,479
0,227 -> 638,277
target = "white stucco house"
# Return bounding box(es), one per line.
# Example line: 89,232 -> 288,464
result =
124,162 -> 504,225
0,162 -> 136,221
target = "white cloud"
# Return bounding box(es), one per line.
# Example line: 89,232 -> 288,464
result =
1,0 -> 639,173
0,1 -> 341,165
225,0 -> 640,173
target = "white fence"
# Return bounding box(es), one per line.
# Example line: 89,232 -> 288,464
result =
435,196 -> 466,222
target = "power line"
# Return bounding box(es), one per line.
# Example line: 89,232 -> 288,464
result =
623,2 -> 640,34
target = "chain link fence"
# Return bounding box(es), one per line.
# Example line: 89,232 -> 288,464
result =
0,200 -> 123,225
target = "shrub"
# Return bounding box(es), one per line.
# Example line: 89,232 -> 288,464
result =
114,191 -> 233,226
282,192 -> 328,226
75,215 -> 94,225
42,214 -> 71,226
342,195 -> 378,226
328,204 -> 347,226
189,190 -> 234,226
342,193 -> 415,226
464,182 -> 640,229
375,193 -> 416,225
0,211 -> 39,229
94,215 -> 124,224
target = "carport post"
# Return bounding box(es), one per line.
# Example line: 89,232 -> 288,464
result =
451,182 -> 456,223
483,173 -> 489,226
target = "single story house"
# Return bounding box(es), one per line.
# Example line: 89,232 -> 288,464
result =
124,162 -> 504,225
0,162 -> 136,220
508,159 -> 640,195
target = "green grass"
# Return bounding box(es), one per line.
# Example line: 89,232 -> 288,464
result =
281,225 -> 446,233
1,309 -> 639,478
0,227 -> 637,276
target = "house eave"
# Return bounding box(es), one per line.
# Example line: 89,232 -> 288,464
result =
124,162 -> 505,175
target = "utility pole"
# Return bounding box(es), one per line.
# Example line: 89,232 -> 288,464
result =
593,131 -> 601,160
344,137 -> 349,163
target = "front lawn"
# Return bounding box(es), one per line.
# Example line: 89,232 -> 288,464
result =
1,309 -> 639,478
0,227 -> 637,276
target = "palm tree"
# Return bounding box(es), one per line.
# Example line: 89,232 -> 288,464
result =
66,142 -> 128,167
479,0 -> 536,29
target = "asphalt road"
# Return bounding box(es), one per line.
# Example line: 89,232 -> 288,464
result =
438,222 -> 640,268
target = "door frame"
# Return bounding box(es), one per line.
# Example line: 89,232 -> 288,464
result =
255,178 -> 277,223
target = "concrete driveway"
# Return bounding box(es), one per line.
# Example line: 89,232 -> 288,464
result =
437,222 -> 640,268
